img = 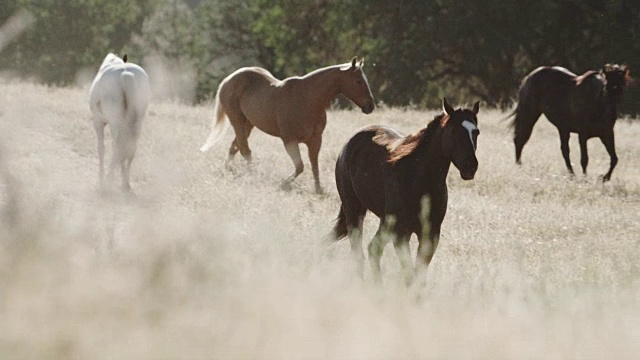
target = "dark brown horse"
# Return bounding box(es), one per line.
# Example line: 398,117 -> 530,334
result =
200,57 -> 375,193
332,98 -> 480,283
512,64 -> 631,181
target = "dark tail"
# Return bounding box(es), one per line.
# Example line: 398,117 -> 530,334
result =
511,71 -> 544,164
331,206 -> 349,241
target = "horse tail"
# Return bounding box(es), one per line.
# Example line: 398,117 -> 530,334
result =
511,70 -> 544,163
330,206 -> 349,241
200,89 -> 228,152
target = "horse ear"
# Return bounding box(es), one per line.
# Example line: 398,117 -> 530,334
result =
123,54 -> 128,63
624,67 -> 633,86
357,57 -> 365,68
472,101 -> 480,115
443,97 -> 454,116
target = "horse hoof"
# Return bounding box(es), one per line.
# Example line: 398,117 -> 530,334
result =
315,186 -> 325,195
280,181 -> 293,192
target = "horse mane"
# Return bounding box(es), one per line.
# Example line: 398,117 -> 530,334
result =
99,53 -> 125,72
575,70 -> 600,86
374,114 -> 447,164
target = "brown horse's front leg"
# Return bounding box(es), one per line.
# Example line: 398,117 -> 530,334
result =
281,141 -> 304,190
600,132 -> 618,182
415,225 -> 441,284
559,130 -> 574,175
393,235 -> 413,285
306,135 -> 324,194
367,222 -> 389,284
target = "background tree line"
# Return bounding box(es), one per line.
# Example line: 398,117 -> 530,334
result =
1,0 -> 638,114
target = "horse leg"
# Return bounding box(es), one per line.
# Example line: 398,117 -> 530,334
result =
93,121 -> 106,187
120,152 -> 135,192
599,132 -> 618,182
335,170 -> 367,277
226,139 -> 239,163
579,134 -> 589,175
281,141 -> 303,190
393,234 -> 413,285
368,222 -> 391,283
120,135 -> 138,192
306,135 -> 323,194
415,225 -> 441,284
107,127 -> 123,185
227,123 -> 254,165
348,220 -> 365,279
559,130 -> 574,174
226,110 -> 252,163
514,110 -> 541,164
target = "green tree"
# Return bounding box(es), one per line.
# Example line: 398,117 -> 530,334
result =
2,0 -> 156,84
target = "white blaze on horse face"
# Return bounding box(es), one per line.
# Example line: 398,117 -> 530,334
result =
461,120 -> 478,151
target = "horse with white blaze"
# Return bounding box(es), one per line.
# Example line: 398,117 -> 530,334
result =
89,53 -> 150,191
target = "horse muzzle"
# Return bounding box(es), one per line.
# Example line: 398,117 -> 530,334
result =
361,102 -> 375,114
460,170 -> 476,180
459,165 -> 477,180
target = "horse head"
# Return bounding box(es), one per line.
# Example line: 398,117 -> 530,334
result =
602,64 -> 629,98
339,57 -> 375,114
441,98 -> 480,180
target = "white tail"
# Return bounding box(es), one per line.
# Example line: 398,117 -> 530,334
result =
200,91 -> 228,152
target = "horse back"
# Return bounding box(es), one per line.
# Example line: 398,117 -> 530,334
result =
218,67 -> 283,135
516,66 -> 576,120
336,126 -> 400,218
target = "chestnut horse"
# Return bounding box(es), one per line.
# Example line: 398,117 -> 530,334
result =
332,98 -> 480,283
200,57 -> 375,193
512,64 -> 631,181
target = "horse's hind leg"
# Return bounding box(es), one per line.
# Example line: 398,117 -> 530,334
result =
121,157 -> 132,192
559,130 -> 574,174
227,123 -> 254,165
93,121 -> 106,187
226,109 -> 253,163
281,141 -> 304,190
513,110 -> 541,164
579,134 -> 589,175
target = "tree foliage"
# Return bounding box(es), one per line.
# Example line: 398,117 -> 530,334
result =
1,0 -> 155,84
1,0 -> 638,113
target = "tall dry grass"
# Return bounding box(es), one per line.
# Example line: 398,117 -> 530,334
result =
0,81 -> 638,359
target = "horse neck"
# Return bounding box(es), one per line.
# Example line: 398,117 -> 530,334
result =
602,95 -> 619,121
300,66 -> 342,105
406,126 -> 450,193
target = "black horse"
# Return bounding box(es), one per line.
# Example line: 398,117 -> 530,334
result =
332,98 -> 480,283
512,64 -> 630,181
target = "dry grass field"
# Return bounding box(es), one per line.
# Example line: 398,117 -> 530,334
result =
0,80 -> 638,359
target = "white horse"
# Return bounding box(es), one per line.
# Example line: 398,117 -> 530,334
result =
89,53 -> 150,191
